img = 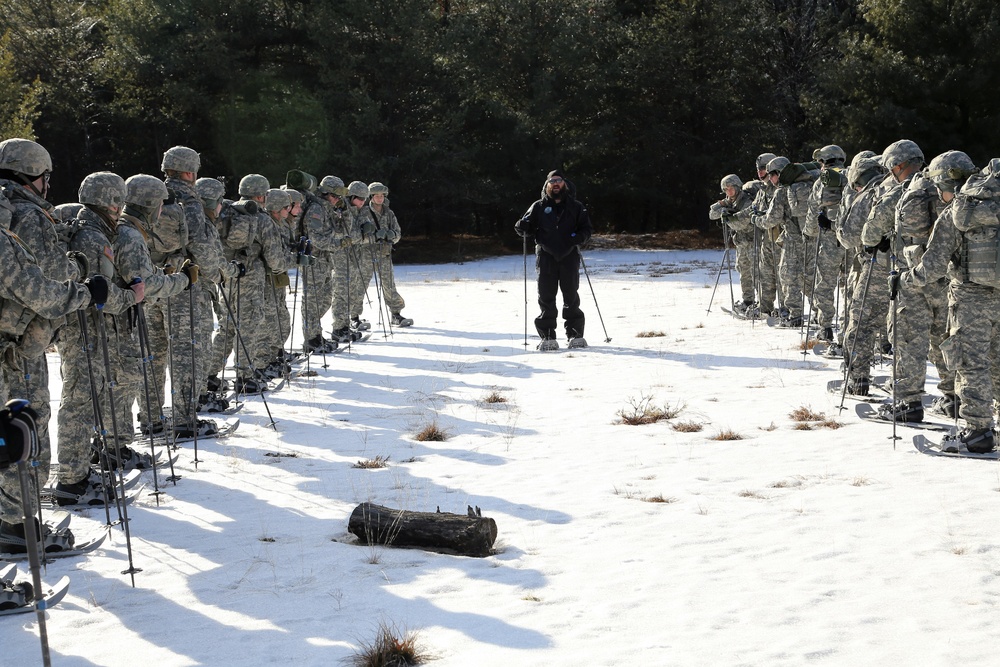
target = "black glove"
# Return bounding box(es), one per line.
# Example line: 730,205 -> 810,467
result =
361,221 -> 375,237
515,217 -> 535,238
817,212 -> 833,231
230,260 -> 246,278
85,275 -> 109,307
877,236 -> 891,253
887,272 -> 900,300
297,236 -> 310,254
0,399 -> 39,469
721,213 -> 734,225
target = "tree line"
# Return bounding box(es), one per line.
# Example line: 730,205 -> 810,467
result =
2,0 -> 999,241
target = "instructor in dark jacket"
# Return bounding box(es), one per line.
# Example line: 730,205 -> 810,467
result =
515,169 -> 593,350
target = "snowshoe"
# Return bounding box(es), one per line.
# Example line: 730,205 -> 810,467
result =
960,427 -> 995,454
351,316 -> 371,331
929,393 -> 960,418
0,519 -> 75,555
537,339 -> 560,351
332,326 -> 363,343
234,376 -> 268,395
875,399 -> 924,424
390,312 -> 414,327
304,336 -> 337,354
173,419 -> 219,439
52,470 -> 116,507
91,443 -> 154,471
567,337 -> 589,349
198,391 -> 231,413
139,420 -> 166,436
778,316 -> 803,329
846,376 -> 870,397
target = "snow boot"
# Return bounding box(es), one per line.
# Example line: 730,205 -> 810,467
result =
0,518 -> 75,554
567,337 -> 589,349
390,312 -> 413,327
173,419 -> 219,439
537,339 -> 560,351
234,376 -> 268,395
91,442 -> 154,471
960,427 -> 995,454
929,393 -> 960,418
876,399 -> 924,423
351,316 -> 371,331
846,376 -> 870,397
140,420 -> 165,436
304,336 -> 337,354
198,392 -> 231,413
332,326 -> 362,343
53,470 -> 116,507
779,315 -> 803,329
823,342 -> 844,358
817,326 -> 834,342
206,375 -> 230,393
0,577 -> 33,610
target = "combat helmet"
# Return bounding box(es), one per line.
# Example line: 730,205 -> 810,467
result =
125,174 -> 169,208
925,151 -> 977,194
347,181 -> 369,200
161,146 -> 200,174
765,156 -> 790,175
79,172 -> 127,210
318,175 -> 347,197
755,153 -> 777,171
239,174 -> 270,198
881,140 -> 924,171
264,188 -> 291,212
0,138 -> 52,178
815,145 -> 847,166
195,177 -> 226,210
281,186 -> 304,206
720,174 -> 742,192
368,182 -> 389,196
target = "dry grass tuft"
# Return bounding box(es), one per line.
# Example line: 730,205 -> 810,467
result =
636,330 -> 667,338
354,455 -> 390,469
672,420 -> 703,433
799,339 -> 821,351
617,395 -> 684,425
851,476 -> 871,487
738,489 -> 768,499
711,429 -> 744,441
481,390 -> 508,404
817,418 -> 844,429
790,406 -> 826,422
793,423 -> 814,431
759,422 -> 778,432
415,422 -> 448,442
350,620 -> 429,666
952,546 -> 967,556
642,494 -> 679,504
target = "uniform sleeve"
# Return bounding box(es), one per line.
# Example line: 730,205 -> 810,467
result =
861,181 -> 901,248
115,226 -> 189,300
762,187 -> 788,230
260,216 -> 294,272
305,202 -> 338,252
11,207 -> 79,282
902,207 -> 959,288
184,199 -> 229,282
384,209 -> 402,244
0,232 -> 90,319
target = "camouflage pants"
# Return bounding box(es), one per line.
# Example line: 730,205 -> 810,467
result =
56,310 -> 129,484
136,298 -> 170,428
159,287 -> 215,427
301,254 -> 334,342
331,248 -> 364,331
843,252 -> 890,381
757,229 -> 781,314
941,283 -> 1000,430
352,243 -> 404,317
263,276 -> 290,357
813,230 -> 843,328
779,232 -> 814,318
732,233 -> 755,304
0,354 -> 48,522
238,267 -> 271,373
209,282 -> 235,379
892,278 -> 954,402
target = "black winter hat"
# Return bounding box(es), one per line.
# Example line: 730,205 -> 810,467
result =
547,169 -> 565,181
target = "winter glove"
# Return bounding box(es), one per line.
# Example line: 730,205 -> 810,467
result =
375,228 -> 388,241
721,213 -> 734,226
129,278 -> 145,304
863,237 -> 891,255
85,275 -> 109,307
887,272 -> 900,300
514,217 -> 535,238
163,263 -> 176,275
361,221 -> 375,237
296,237 -> 310,254
0,400 -> 39,469
180,260 -> 199,287
231,260 -> 246,278
817,212 -> 833,231
66,250 -> 89,278
340,237 -> 353,248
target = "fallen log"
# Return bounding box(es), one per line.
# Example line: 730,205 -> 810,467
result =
348,502 -> 498,558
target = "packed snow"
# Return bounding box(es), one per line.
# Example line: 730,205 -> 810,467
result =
6,248 -> 1000,666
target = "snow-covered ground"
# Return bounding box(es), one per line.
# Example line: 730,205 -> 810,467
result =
7,248 -> 1000,666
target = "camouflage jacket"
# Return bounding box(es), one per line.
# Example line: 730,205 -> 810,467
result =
115,214 -> 189,301
166,176 -> 234,283
356,203 -> 402,246
861,173 -> 905,249
257,212 -> 293,273
803,168 -> 848,237
837,180 -> 881,252
1,179 -> 79,283
901,201 -> 962,288
65,207 -> 136,315
297,192 -> 338,253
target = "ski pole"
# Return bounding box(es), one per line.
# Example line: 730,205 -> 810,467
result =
839,252 -> 878,412
523,232 -> 529,347
578,249 -> 611,343
367,242 -> 393,339
92,305 -> 141,585
134,301 -> 174,491
706,221 -> 731,314
75,308 -> 116,529
723,222 -> 736,311
217,277 -> 277,430
803,229 -> 823,356
186,279 -> 200,467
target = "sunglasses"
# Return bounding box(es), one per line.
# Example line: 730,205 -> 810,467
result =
548,177 -> 564,184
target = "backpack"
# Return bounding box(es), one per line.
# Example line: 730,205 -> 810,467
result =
217,200 -> 258,251
954,159 -> 1000,287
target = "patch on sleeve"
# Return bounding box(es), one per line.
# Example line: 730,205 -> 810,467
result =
104,245 -> 114,261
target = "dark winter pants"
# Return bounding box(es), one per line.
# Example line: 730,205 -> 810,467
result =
535,249 -> 585,340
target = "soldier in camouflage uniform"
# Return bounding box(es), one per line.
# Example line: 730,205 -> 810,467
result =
758,157 -> 820,327
877,149 -> 959,423
53,172 -> 147,506
839,154 -> 891,395
160,147 -> 236,434
901,151 -> 995,453
804,145 -> 848,341
307,176 -> 354,345
709,174 -> 758,313
748,153 -> 780,315
116,175 -> 192,445
260,188 -> 293,375
0,139 -> 96,549
354,182 -> 412,327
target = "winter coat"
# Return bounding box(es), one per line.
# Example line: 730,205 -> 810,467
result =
516,190 -> 592,261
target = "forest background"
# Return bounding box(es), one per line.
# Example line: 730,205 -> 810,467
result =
2,0 -> 998,244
